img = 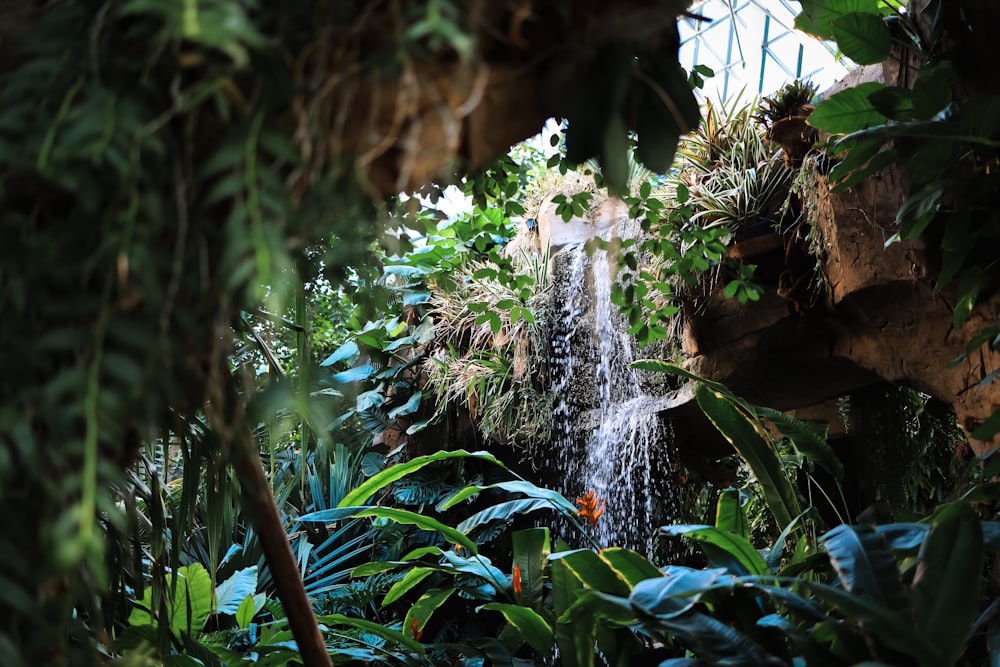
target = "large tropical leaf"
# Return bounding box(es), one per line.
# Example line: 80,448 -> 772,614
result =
512,528 -> 549,610
317,613 -> 426,655
456,498 -> 567,536
911,502 -> 984,666
404,588 -> 454,640
339,449 -> 504,506
820,525 -> 909,614
777,577 -> 932,660
439,479 -> 577,514
215,566 -> 258,615
481,603 -> 554,656
754,406 -> 844,480
695,384 -> 800,530
300,506 -> 478,554
715,488 -> 750,539
831,12 -> 891,65
808,82 -> 888,135
598,548 -> 662,587
383,567 -> 435,605
661,525 -> 769,576
550,549 -> 631,597
630,567 -> 737,619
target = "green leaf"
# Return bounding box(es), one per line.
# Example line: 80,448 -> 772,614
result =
439,480 -> 577,514
774,578 -> 931,660
383,567 -> 435,605
808,83 -> 888,135
388,391 -> 422,419
481,603 -> 554,656
550,549 -> 631,597
235,595 -> 256,630
660,525 -> 769,576
512,528 -> 550,610
404,588 -> 454,639
630,567 -> 736,619
456,498 -> 569,536
714,488 -> 749,540
331,365 -> 376,384
820,525 -> 909,613
896,185 -> 943,241
755,406 -> 844,480
912,503 -> 984,666
795,0 -> 879,40
695,385 -> 800,530
339,449 -> 505,507
832,13 -> 891,65
953,267 -> 983,328
867,86 -> 914,122
971,410 -> 1000,441
320,340 -> 359,367
215,566 -> 258,615
301,506 -> 478,554
912,61 -> 953,120
598,548 -> 662,587
318,613 -> 426,655
601,112 -> 629,196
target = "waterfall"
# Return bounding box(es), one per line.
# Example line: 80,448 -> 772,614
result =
548,240 -> 678,557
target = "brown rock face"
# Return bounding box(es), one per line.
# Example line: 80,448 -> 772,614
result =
682,160 -> 1000,455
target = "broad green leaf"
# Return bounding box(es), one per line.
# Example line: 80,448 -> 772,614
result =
695,385 -> 800,530
339,449 -> 504,507
404,588 -> 454,639
785,578 -> 933,660
912,61 -> 953,121
953,267 -> 983,328
795,0 -> 879,40
875,523 -> 929,555
912,502 -> 984,666
456,498 -> 568,536
550,549 -> 631,597
439,479 -> 577,514
598,548 -> 662,587
215,566 -> 258,615
318,613 -> 426,655
481,603 -> 554,656
320,340 -> 359,367
832,13 -> 891,65
176,563 -> 215,637
551,555 -> 585,667
714,488 -> 749,540
629,567 -> 736,619
235,594 -> 265,630
438,551 -> 507,591
387,391 -> 421,419
820,525 -> 909,613
755,406 -> 844,480
331,364 -> 376,384
301,506 -> 478,554
661,525 -> 769,576
383,567 -> 435,605
896,185 -> 943,241
971,411 -> 1000,441
512,528 -> 550,610
808,83 -> 888,135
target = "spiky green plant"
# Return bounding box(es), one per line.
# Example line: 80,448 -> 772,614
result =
424,249 -> 553,446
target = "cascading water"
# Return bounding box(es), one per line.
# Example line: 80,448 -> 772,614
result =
548,238 -> 678,557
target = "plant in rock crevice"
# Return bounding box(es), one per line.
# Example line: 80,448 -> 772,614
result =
799,0 -> 1000,439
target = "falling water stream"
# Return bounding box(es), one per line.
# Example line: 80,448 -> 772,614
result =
548,241 -> 677,556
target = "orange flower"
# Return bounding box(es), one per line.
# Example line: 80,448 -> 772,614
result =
409,616 -> 423,641
575,490 -> 606,529
512,563 -> 523,599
